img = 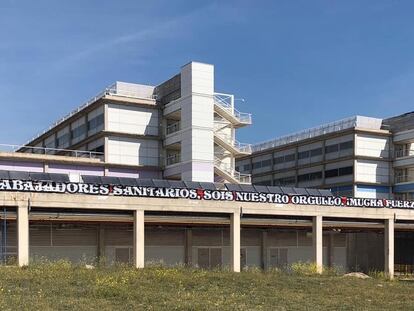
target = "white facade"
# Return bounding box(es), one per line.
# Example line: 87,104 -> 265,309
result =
21,61 -> 252,184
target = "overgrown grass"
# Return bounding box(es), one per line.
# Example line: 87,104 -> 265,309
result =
0,261 -> 413,310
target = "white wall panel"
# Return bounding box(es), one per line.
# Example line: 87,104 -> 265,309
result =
355,159 -> 390,183
355,133 -> 389,158
107,136 -> 159,166
107,103 -> 159,136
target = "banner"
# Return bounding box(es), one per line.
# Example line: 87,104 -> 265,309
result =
0,179 -> 412,209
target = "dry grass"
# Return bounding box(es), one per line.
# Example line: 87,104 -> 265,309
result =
0,261 -> 413,310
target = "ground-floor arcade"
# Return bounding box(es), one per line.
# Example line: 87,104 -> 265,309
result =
0,206 -> 413,278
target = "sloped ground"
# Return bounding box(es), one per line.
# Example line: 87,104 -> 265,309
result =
0,262 -> 413,310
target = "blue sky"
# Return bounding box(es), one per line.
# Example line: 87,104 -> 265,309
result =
1,0 -> 414,145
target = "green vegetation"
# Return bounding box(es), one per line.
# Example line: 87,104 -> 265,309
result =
0,261 -> 413,310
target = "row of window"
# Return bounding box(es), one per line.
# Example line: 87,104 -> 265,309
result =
254,166 -> 354,186
325,141 -> 353,154
52,114 -> 104,149
242,141 -> 354,171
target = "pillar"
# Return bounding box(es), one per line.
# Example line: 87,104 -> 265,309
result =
312,216 -> 323,274
384,218 -> 394,279
133,210 -> 145,268
97,224 -> 105,262
17,202 -> 29,267
230,212 -> 241,272
185,228 -> 193,266
261,230 -> 268,270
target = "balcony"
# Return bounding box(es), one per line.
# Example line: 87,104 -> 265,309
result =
394,150 -> 414,168
395,175 -> 414,184
166,121 -> 181,135
395,150 -> 414,158
214,132 -> 252,156
214,157 -> 251,184
166,153 -> 180,166
214,93 -> 251,127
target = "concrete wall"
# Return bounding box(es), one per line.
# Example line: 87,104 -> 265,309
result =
107,103 -> 159,136
107,136 -> 159,166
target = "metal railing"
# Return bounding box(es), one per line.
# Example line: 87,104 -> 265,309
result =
214,157 -> 251,183
166,122 -> 181,135
252,116 -> 359,152
214,131 -> 252,154
395,149 -> 414,158
0,144 -> 104,159
166,153 -> 181,166
24,83 -> 156,147
105,83 -> 157,100
395,175 -> 414,183
214,93 -> 252,124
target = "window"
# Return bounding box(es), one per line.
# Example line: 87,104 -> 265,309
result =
90,145 -> 104,153
339,141 -> 353,150
330,185 -> 353,197
310,148 -> 322,157
255,180 -> 272,186
252,159 -> 272,169
284,154 -> 295,162
56,133 -> 70,148
243,164 -> 251,171
274,176 -> 296,186
325,166 -> 353,178
339,166 -> 353,176
71,124 -> 86,140
298,151 -> 310,159
298,171 -> 322,182
325,144 -> 339,153
274,156 -> 284,164
261,159 -> 272,168
88,114 -> 104,131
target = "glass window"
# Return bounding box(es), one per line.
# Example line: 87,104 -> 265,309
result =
88,114 -> 104,131
310,148 -> 322,157
298,151 -> 310,160
297,174 -> 309,182
243,164 -> 251,171
339,141 -> 353,150
284,154 -> 295,162
56,133 -> 70,148
325,144 -> 339,153
90,145 -> 104,153
71,124 -> 87,139
298,172 -> 322,182
274,176 -> 296,186
309,171 -> 322,180
325,168 -> 339,178
274,156 -> 284,164
252,162 -> 261,169
325,166 -> 353,178
261,159 -> 272,167
338,166 -> 353,176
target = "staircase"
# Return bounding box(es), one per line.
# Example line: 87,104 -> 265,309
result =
214,157 -> 251,184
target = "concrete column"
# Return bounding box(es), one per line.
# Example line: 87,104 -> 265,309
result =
97,224 -> 105,262
384,218 -> 394,279
185,228 -> 193,266
230,212 -> 241,272
17,203 -> 29,267
261,230 -> 268,270
312,216 -> 323,274
133,210 -> 145,268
